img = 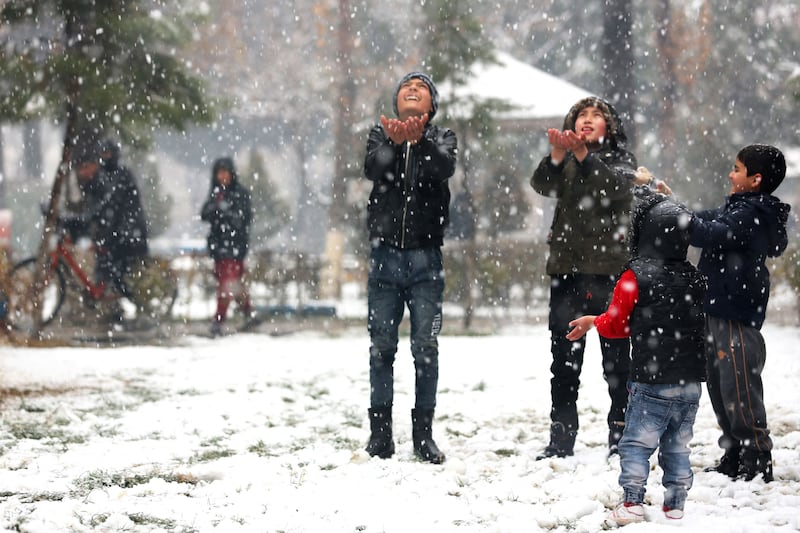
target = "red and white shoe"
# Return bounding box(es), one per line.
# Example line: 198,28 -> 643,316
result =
605,501 -> 645,526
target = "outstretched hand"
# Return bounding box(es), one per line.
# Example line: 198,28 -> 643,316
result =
381,114 -> 429,145
547,128 -> 589,163
635,166 -> 673,195
566,315 -> 596,341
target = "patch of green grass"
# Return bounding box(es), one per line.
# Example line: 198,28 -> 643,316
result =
472,381 -> 487,392
128,513 -> 181,529
341,407 -> 363,428
494,448 -> 517,457
72,469 -> 199,496
191,447 -> 235,463
330,435 -> 361,450
248,440 -> 277,457
8,422 -> 86,446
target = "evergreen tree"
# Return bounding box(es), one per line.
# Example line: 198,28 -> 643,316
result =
0,0 -> 213,333
481,165 -> 531,238
239,149 -> 289,250
128,149 -> 172,239
0,0 -> 212,141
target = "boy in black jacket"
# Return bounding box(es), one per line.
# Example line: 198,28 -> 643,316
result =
567,188 -> 707,525
362,72 -> 457,464
690,144 -> 790,483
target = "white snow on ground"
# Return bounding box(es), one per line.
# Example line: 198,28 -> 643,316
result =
1,324 -> 799,532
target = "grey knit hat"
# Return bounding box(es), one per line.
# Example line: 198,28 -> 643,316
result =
392,71 -> 439,120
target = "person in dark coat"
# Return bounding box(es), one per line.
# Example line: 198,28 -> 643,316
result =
200,157 -> 254,337
362,72 -> 457,464
690,144 -> 790,483
72,138 -> 148,316
567,187 -> 707,525
530,96 -> 637,459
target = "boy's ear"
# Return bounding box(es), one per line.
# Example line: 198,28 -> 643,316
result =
752,173 -> 762,189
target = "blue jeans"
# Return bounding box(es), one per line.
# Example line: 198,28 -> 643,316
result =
618,381 -> 702,511
368,244 -> 444,410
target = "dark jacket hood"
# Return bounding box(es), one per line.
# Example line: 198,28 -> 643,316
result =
629,186 -> 693,261
735,192 -> 791,258
211,157 -> 239,187
100,139 -> 121,171
562,96 -> 629,151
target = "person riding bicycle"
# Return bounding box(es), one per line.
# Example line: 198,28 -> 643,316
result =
69,138 -> 149,322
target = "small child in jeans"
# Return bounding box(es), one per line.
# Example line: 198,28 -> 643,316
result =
567,187 -> 707,525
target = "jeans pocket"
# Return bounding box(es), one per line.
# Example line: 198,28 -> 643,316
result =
630,388 -> 671,434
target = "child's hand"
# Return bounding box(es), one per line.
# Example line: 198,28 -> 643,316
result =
634,166 -> 654,185
404,113 -> 429,144
381,115 -> 408,144
655,180 -> 672,195
566,315 -> 596,341
635,166 -> 674,195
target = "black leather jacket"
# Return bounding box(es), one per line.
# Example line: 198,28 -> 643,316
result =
363,123 -> 457,249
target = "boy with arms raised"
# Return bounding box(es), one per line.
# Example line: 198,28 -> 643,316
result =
691,144 -> 790,482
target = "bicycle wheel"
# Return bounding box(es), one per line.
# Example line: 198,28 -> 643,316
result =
6,257 -> 66,332
126,256 -> 178,323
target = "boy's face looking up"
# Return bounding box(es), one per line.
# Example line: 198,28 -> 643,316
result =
396,78 -> 432,121
574,105 -> 607,146
729,158 -> 761,195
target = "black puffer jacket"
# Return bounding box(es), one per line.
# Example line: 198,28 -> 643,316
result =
363,122 -> 457,249
627,189 -> 706,384
690,191 -> 790,329
98,146 -> 148,255
78,165 -> 148,256
200,158 -> 252,261
531,97 -> 636,276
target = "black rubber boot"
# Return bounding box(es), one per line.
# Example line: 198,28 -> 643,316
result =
412,408 -> 445,464
608,421 -> 625,457
738,449 -> 773,483
536,422 -> 576,460
365,407 -> 395,459
703,448 -> 740,478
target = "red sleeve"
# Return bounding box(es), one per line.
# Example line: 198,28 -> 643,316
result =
594,269 -> 638,339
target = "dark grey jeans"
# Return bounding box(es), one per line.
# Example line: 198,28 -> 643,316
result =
368,244 -> 444,410
704,315 -> 772,453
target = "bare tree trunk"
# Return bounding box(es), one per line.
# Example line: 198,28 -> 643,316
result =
31,9 -> 84,337
655,0 -> 678,175
602,0 -> 637,147
0,127 -> 6,209
321,0 -> 356,300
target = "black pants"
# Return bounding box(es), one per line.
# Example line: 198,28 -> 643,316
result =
704,315 -> 772,454
548,274 -> 631,436
96,246 -> 144,299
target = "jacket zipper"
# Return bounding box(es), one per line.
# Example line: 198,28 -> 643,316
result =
400,142 -> 411,249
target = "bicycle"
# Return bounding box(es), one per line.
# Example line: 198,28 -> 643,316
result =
4,220 -> 178,334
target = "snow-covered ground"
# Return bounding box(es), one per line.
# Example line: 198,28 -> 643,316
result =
1,323 -> 799,532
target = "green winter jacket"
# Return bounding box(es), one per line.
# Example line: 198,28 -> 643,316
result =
531,150 -> 636,276
531,97 -> 637,277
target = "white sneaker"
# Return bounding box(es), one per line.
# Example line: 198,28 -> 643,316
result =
663,506 -> 684,520
606,502 -> 645,526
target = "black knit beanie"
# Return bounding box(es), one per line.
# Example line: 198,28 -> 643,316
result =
392,72 -> 439,121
